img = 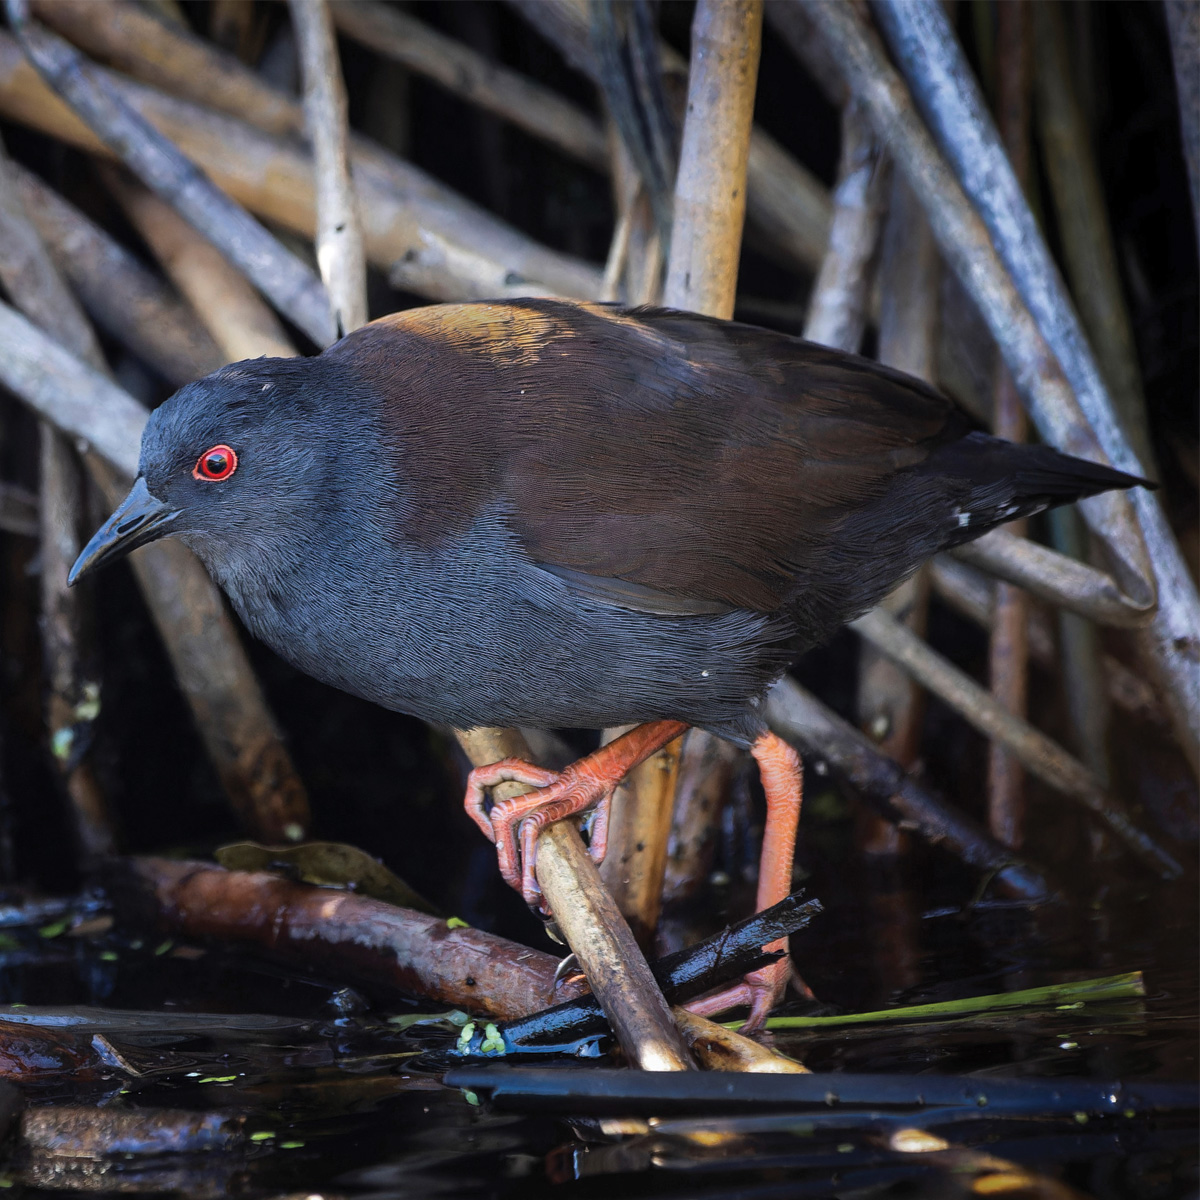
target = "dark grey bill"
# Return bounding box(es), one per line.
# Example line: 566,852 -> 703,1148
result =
68,477 -> 181,586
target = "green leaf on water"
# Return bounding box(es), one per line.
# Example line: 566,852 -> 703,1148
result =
38,921 -> 69,939
740,971 -> 1146,1032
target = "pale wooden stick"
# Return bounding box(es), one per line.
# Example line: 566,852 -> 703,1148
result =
0,29 -> 603,303
5,3 -> 335,346
454,727 -> 694,1071
673,1008 -> 809,1072
333,0 -> 608,172
663,0 -> 762,319
290,0 -> 367,337
802,102 -> 888,352
510,0 -> 831,275
105,171 -> 295,363
13,163 -> 222,383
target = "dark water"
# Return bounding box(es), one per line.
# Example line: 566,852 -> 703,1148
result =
0,865 -> 1192,1200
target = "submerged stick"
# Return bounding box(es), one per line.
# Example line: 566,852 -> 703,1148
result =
454,728 -> 694,1071
5,3 -> 335,346
119,857 -> 570,1020
851,607 -> 1179,878
674,1009 -> 809,1072
290,0 -> 367,337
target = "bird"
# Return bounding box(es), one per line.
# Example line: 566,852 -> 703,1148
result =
69,299 -> 1147,1028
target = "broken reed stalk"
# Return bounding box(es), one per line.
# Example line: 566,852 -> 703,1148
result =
800,7 -> 1156,592
865,0 -> 1199,769
507,0 -> 831,276
765,676 -> 1052,900
1033,0 -> 1157,477
948,529 -> 1153,629
0,297 -> 310,842
856,173 -> 937,874
987,0 -> 1033,850
332,0 -> 608,173
0,137 -> 115,861
105,171 -> 296,362
802,102 -> 888,352
664,0 -> 762,319
13,164 -> 223,383
290,0 -> 367,338
851,606 -> 1179,878
929,556 -> 1169,729
673,1009 -> 809,1072
119,857 -> 573,1020
453,728 -> 694,1071
5,3 -> 335,347
597,0 -> 764,955
0,25 -> 602,303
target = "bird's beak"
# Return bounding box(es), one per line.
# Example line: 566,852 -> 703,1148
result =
68,477 -> 181,586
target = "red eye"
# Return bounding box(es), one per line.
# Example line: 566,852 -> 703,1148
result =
193,444 -> 238,481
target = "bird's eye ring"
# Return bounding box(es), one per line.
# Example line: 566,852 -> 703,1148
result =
194,444 -> 238,482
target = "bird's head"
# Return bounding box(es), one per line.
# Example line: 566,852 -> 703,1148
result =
69,356 -> 348,586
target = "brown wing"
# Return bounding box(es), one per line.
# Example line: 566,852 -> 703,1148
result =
332,299 -> 965,614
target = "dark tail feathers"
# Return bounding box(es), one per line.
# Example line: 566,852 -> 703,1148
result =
940,431 -> 1152,545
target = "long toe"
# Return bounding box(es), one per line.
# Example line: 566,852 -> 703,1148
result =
684,955 -> 792,1033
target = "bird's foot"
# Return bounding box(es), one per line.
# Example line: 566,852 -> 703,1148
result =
463,757 -> 615,909
684,950 -> 792,1034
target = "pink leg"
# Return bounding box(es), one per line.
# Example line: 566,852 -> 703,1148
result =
463,721 -> 688,907
687,730 -> 804,1032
